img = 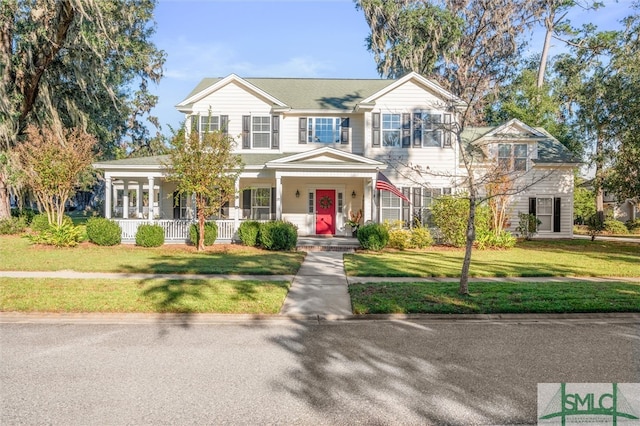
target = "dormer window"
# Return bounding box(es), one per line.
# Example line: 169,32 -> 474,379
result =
498,143 -> 528,171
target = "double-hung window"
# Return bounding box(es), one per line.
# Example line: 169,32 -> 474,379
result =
251,188 -> 271,219
252,116 -> 271,148
417,113 -> 443,147
200,116 -> 220,133
382,114 -> 401,147
498,143 -> 528,171
380,190 -> 402,221
308,118 -> 342,143
536,197 -> 553,232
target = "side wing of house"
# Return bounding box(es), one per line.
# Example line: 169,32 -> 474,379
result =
471,119 -> 580,238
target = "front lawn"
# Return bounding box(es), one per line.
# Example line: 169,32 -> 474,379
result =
0,278 -> 290,314
344,239 -> 640,277
0,235 -> 304,275
349,281 -> 640,314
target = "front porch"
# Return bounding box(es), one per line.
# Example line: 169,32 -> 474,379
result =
114,219 -> 360,249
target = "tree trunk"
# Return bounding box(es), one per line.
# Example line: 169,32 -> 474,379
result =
595,133 -> 605,222
459,193 -> 476,296
537,18 -> 554,88
0,173 -> 11,219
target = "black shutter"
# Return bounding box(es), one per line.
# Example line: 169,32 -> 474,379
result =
242,115 -> 250,149
402,187 -> 411,224
191,115 -> 199,133
299,117 -> 307,144
554,197 -> 561,232
271,115 -> 279,149
372,113 -> 380,147
413,113 -> 422,147
413,188 -> 422,208
402,113 -> 411,148
271,188 -> 276,220
529,197 -> 536,216
242,189 -> 251,219
221,115 -> 229,136
173,191 -> 180,219
443,114 -> 452,147
340,118 -> 350,144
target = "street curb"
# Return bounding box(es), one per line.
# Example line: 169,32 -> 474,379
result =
1,311 -> 639,325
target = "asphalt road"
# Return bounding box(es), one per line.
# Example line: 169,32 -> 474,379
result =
1,316 -> 639,425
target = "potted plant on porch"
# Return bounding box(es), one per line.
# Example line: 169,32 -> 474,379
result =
346,209 -> 362,237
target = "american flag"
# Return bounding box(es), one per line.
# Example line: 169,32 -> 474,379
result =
376,171 -> 410,203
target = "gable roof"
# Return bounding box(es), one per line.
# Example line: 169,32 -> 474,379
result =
462,119 -> 580,164
177,73 -> 453,112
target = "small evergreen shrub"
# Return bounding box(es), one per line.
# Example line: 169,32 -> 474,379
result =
135,224 -> 165,247
515,213 -> 540,240
86,217 -> 121,246
0,217 -> 27,235
387,229 -> 412,250
258,220 -> 298,251
431,196 -> 491,247
586,214 -> 605,241
357,223 -> 389,251
189,222 -> 218,246
626,219 -> 640,234
27,222 -> 83,247
238,220 -> 261,246
409,227 -> 433,248
604,219 -> 629,235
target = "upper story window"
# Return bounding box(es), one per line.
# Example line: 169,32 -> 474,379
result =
382,114 -> 401,147
414,112 -> 452,147
252,116 -> 271,148
308,118 -> 341,143
200,115 -> 220,133
498,143 -> 528,171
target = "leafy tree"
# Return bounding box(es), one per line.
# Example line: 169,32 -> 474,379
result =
357,0 -> 545,294
167,126 -> 243,251
0,0 -> 165,219
16,125 -> 96,226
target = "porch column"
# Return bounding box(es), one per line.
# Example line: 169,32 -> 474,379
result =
105,177 -> 112,219
122,180 -> 130,219
112,183 -> 119,218
365,178 -> 374,223
136,182 -> 143,218
275,174 -> 282,220
234,177 -> 240,229
148,176 -> 155,221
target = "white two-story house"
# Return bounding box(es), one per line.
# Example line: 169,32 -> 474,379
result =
93,72 -> 579,242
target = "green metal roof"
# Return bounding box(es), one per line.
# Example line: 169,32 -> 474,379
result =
181,77 -> 395,110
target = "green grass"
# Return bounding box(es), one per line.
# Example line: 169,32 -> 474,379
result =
0,235 -> 304,275
0,278 -> 290,314
345,239 -> 640,278
349,281 -> 640,314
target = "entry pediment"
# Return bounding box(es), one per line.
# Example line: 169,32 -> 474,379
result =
265,147 -> 384,170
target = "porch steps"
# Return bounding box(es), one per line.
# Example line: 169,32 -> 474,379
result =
296,237 -> 360,252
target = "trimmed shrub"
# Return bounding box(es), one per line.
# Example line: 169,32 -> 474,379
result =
626,219 -> 640,234
27,222 -> 83,247
238,220 -> 261,246
189,222 -> 218,246
409,227 -> 433,248
0,217 -> 27,235
86,217 -> 121,246
515,212 -> 541,240
258,220 -> 297,251
387,229 -> 412,250
135,224 -> 165,247
604,219 -> 629,235
431,196 -> 491,247
586,213 -> 605,241
357,223 -> 389,251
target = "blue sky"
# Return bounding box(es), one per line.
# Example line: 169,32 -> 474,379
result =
149,0 -> 636,135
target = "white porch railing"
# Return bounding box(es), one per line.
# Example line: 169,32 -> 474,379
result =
116,219 -> 240,243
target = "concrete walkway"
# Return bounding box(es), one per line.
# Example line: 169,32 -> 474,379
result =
280,251 -> 352,316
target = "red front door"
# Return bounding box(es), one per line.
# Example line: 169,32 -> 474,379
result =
315,189 -> 335,235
